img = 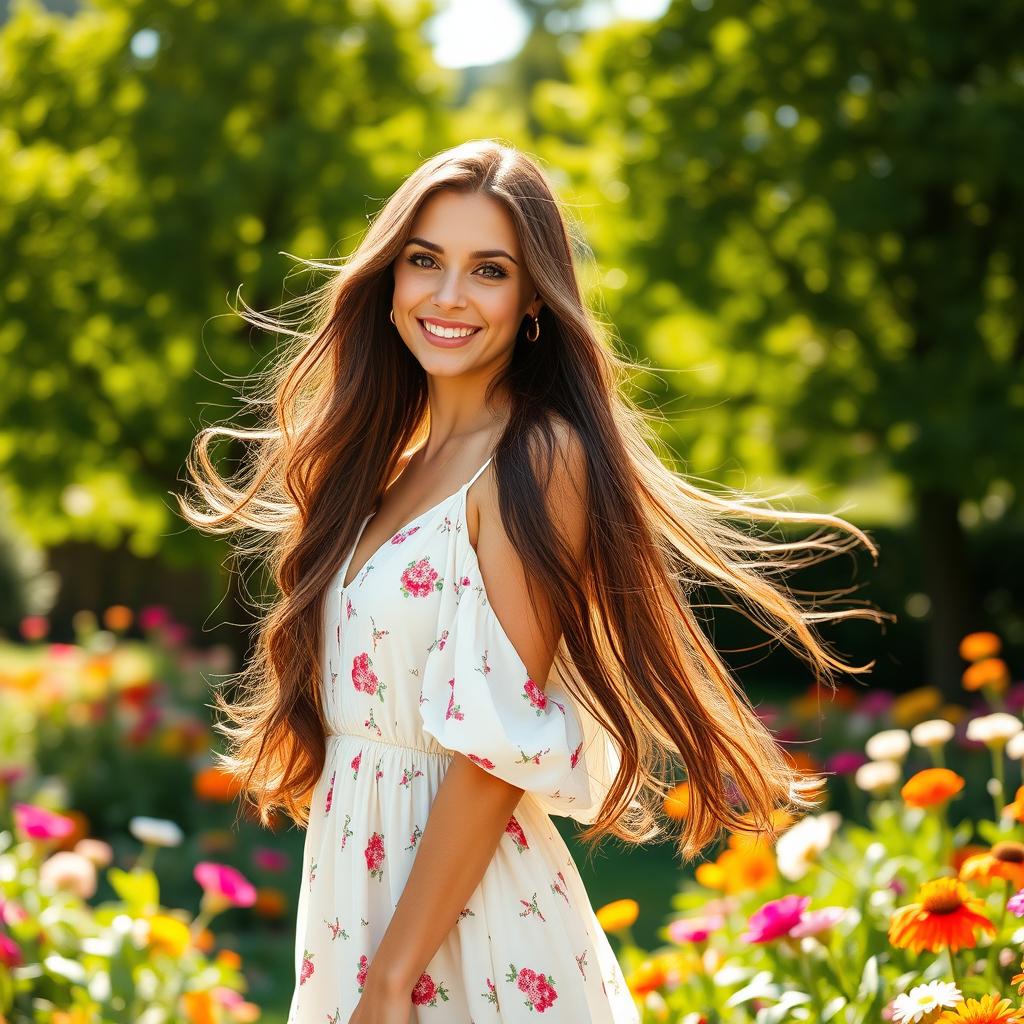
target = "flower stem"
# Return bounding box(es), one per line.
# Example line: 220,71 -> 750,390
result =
947,946 -> 961,992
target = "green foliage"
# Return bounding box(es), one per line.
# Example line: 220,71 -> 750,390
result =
0,0 -> 452,556
537,0 -> 1024,506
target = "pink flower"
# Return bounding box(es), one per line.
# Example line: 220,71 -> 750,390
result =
468,754 -> 496,770
193,861 -> 257,908
789,906 -> 846,939
667,914 -> 725,944
351,652 -> 382,698
19,616 -> 49,641
740,894 -> 811,943
13,803 -> 76,841
39,851 -> 97,900
1008,887 -> 1024,917
138,605 -> 172,630
411,973 -> 437,1005
0,932 -> 22,967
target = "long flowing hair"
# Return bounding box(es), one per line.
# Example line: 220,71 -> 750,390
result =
178,139 -> 890,862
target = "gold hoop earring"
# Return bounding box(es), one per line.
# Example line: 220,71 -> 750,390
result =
526,315 -> 540,343
389,309 -> 396,325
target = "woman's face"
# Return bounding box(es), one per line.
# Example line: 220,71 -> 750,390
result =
391,189 -> 541,375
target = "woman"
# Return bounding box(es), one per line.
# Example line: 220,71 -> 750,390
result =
179,140 -> 886,1022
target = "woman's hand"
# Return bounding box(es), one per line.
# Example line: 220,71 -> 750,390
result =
347,970 -> 413,1024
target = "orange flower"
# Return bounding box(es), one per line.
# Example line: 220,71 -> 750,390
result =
959,842 -> 1024,889
626,957 -> 667,996
215,949 -> 242,970
194,766 -> 243,803
901,768 -> 965,809
960,632 -> 1002,663
889,877 -> 996,953
253,887 -> 287,919
596,898 -> 639,933
181,990 -> 217,1024
952,844 -> 990,874
1005,787 -> 1024,824
194,928 -> 215,953
103,605 -> 133,632
712,837 -> 777,893
963,659 -> 1011,694
938,994 -> 1024,1022
1011,953 -> 1024,995
782,748 -> 820,775
663,782 -> 690,820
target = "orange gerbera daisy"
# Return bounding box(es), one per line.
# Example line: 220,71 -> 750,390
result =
959,632 -> 1002,663
902,768 -> 965,809
963,658 -> 1011,694
1011,953 -> 1024,996
959,842 -> 1024,889
889,877 -> 996,953
937,994 -> 1024,1022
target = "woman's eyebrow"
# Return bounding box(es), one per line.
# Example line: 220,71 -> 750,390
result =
405,236 -> 518,266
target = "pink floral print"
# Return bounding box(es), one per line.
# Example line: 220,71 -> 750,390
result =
364,831 -> 385,882
351,651 -> 386,703
507,962 -> 559,1012
399,556 -> 443,598
411,972 -> 450,1006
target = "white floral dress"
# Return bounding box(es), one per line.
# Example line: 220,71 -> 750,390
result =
288,456 -> 640,1023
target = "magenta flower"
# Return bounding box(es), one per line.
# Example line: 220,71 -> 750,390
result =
740,894 -> 811,943
825,751 -> 869,775
667,914 -> 725,944
1007,888 -> 1024,917
860,689 -> 895,716
193,861 -> 257,908
251,847 -> 290,873
138,605 -> 172,630
0,932 -> 21,968
13,803 -> 76,842
789,906 -> 846,939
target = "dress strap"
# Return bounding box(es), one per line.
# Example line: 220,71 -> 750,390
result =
465,455 -> 493,489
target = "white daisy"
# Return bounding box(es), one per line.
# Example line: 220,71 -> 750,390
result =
890,980 -> 961,1023
865,728 -> 911,762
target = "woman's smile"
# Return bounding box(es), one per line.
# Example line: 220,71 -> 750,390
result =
416,316 -> 482,348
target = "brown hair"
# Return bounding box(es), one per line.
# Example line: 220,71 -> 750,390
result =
178,139 -> 890,862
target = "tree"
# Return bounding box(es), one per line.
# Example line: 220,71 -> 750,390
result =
541,0 -> 1024,693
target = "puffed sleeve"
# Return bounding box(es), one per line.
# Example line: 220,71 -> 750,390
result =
420,518 -> 621,823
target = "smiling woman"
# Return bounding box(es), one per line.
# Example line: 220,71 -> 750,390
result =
177,139 -> 887,1022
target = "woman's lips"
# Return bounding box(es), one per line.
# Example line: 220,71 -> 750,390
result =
416,318 -> 482,348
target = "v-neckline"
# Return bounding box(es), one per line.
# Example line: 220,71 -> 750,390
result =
339,455 -> 493,593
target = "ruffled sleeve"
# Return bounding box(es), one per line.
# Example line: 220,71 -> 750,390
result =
420,517 -> 621,823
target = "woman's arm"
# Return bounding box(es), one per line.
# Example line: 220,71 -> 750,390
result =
361,426 -> 589,999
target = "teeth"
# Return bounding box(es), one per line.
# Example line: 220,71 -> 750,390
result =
422,320 -> 479,339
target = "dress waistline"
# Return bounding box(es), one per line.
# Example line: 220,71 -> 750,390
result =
325,730 -> 452,758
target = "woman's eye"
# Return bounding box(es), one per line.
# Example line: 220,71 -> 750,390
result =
406,253 -> 507,279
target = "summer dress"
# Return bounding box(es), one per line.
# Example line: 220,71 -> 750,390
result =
287,455 -> 640,1023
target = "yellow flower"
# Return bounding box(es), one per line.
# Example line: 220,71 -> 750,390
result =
595,898 -> 639,933
891,687 -> 944,727
147,914 -> 191,958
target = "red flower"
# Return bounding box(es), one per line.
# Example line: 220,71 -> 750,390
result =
523,679 -> 548,712
468,754 -> 495,770
400,558 -> 442,598
365,832 -> 385,880
411,973 -> 437,1005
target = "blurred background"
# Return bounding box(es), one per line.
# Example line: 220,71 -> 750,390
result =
1,0 -> 1021,1020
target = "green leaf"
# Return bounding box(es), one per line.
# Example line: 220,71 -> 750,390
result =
106,867 -> 159,915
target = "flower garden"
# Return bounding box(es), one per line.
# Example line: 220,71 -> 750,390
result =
596,632 -> 1024,1023
2,610 -> 1023,1023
